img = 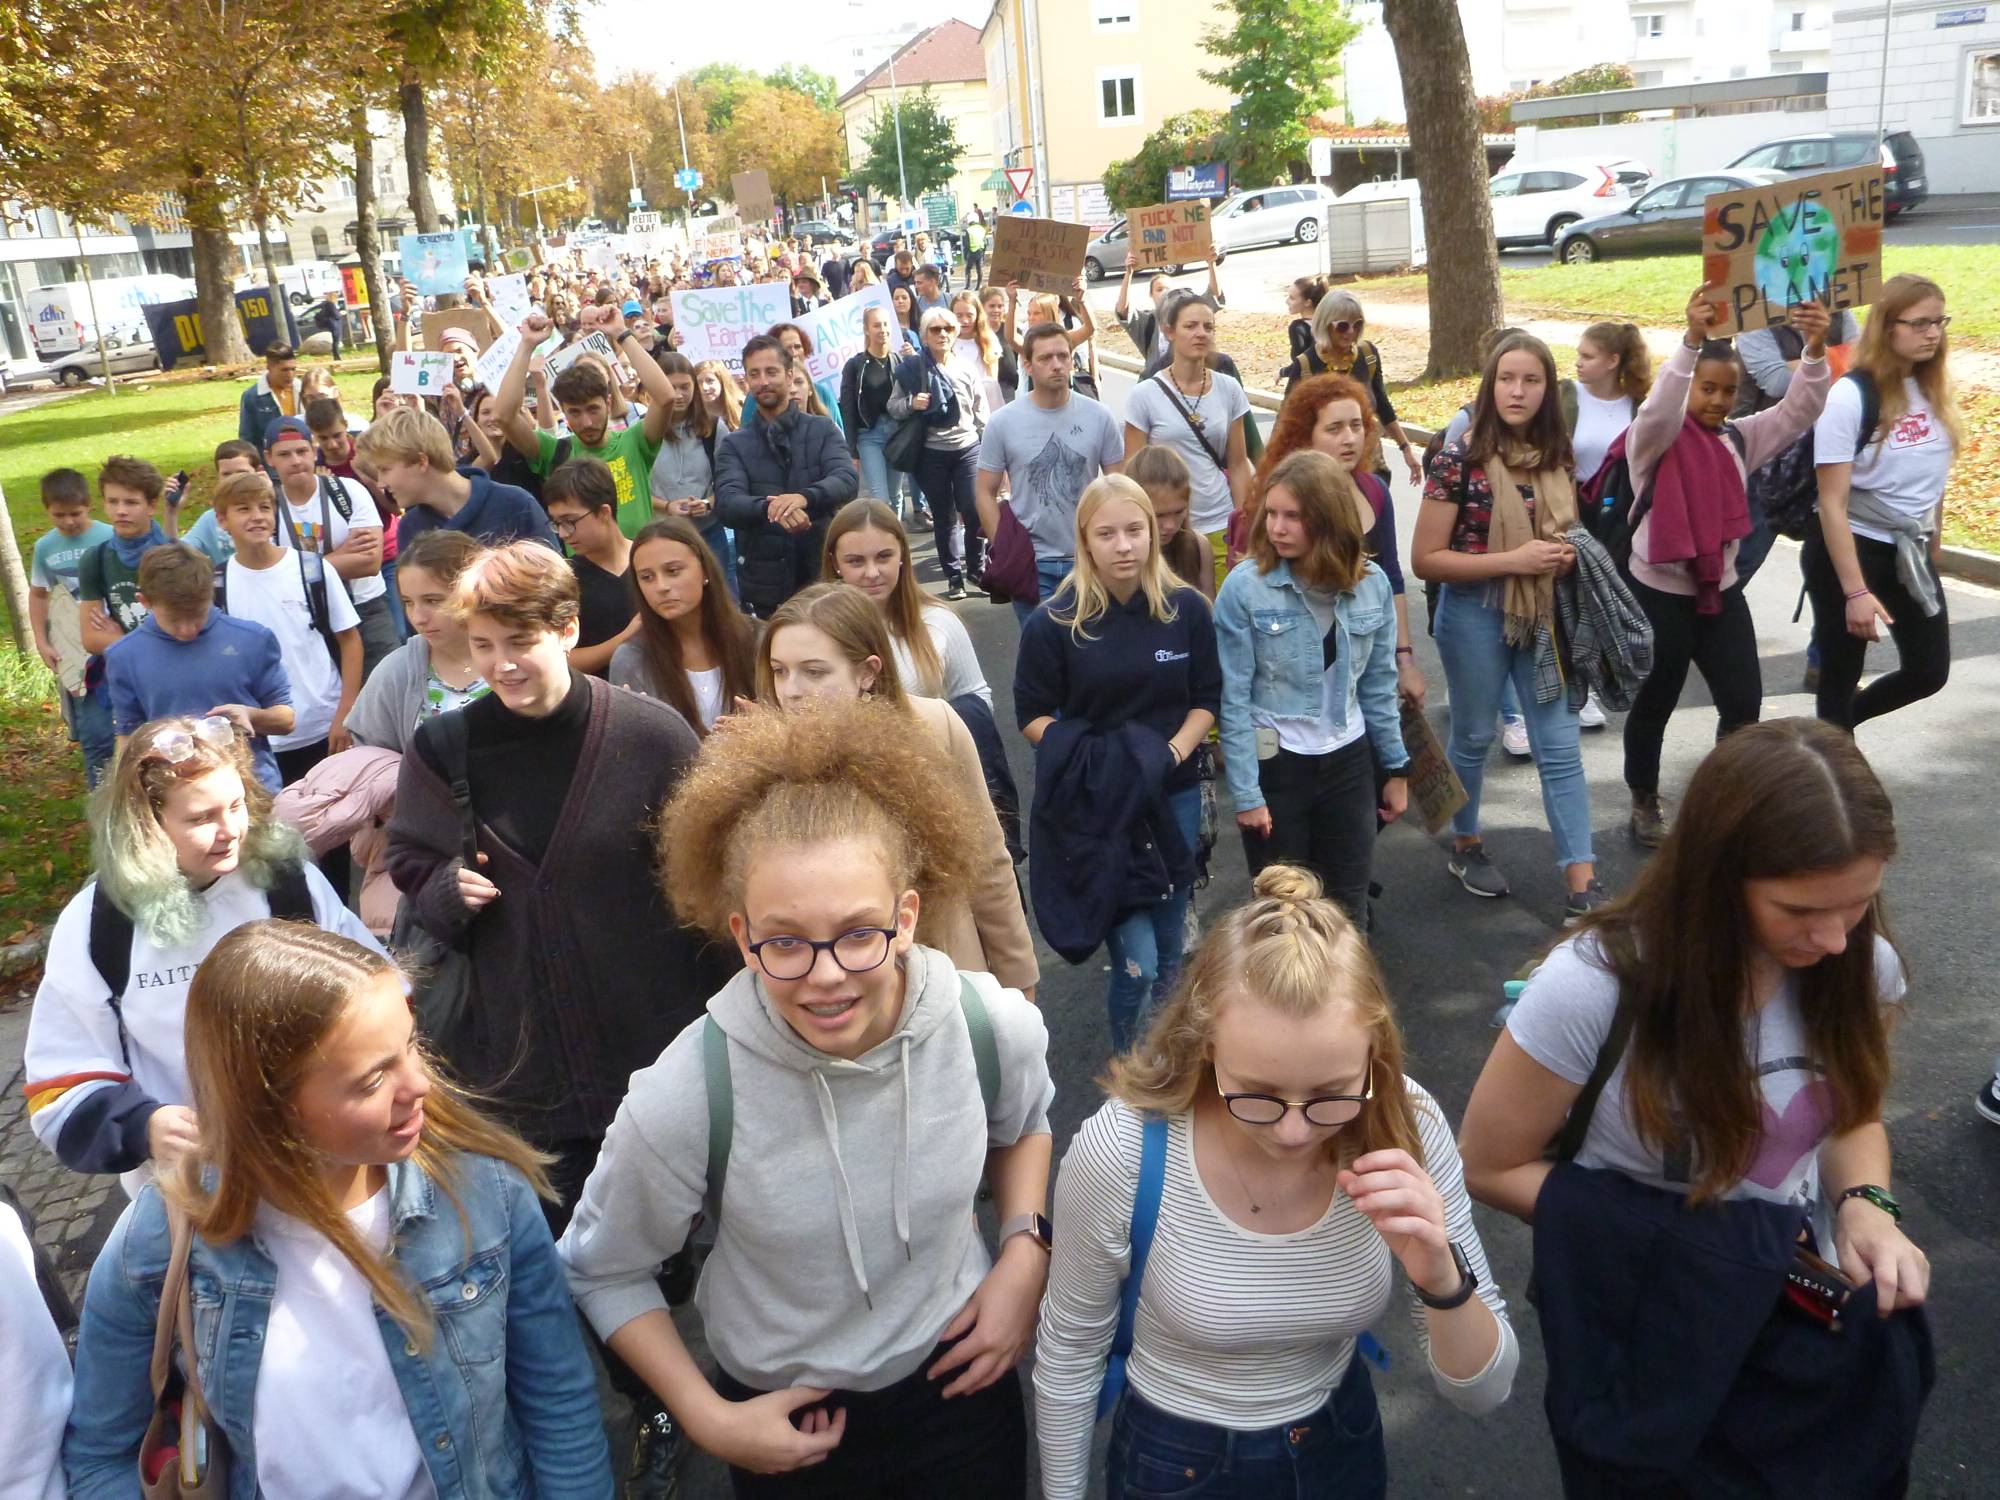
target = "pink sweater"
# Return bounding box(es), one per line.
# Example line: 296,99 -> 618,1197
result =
1625,342 -> 1829,597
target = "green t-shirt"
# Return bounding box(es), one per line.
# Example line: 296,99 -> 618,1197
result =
75,538 -> 149,635
532,424 -> 662,540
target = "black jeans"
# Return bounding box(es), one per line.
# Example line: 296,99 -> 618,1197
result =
915,444 -> 984,586
1622,578 -> 1762,794
713,1341 -> 1025,1500
1802,525 -> 1951,730
950,692 -> 1025,863
1239,738 -> 1378,924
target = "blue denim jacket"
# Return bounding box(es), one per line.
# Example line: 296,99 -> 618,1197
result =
65,1155 -> 613,1499
1214,556 -> 1407,813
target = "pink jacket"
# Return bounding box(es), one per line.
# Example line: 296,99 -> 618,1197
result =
1625,341 -> 1830,598
274,745 -> 402,936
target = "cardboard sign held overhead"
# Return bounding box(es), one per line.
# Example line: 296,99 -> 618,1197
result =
1128,201 -> 1214,272
987,215 -> 1090,296
544,330 -> 618,379
421,309 -> 495,354
670,282 -> 793,375
1700,168 -> 1885,336
733,169 -> 775,224
390,350 -> 454,395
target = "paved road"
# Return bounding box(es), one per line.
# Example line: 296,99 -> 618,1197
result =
5,364 -> 1996,1493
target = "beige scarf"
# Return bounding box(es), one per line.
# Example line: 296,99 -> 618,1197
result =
1486,448 -> 1578,647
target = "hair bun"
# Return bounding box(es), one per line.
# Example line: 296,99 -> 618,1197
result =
1251,863 -> 1322,905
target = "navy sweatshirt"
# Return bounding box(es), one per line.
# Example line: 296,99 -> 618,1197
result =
1013,584 -> 1220,792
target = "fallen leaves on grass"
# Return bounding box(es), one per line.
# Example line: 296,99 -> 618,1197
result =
1943,393 -> 2000,553
0,657 -> 91,937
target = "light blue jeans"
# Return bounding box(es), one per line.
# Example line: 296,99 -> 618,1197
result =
64,678 -> 116,789
1105,784 -> 1202,1054
1010,556 -> 1074,626
1434,583 -> 1594,871
856,423 -> 898,515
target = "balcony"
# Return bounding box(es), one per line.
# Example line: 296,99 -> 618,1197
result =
1773,25 -> 1831,54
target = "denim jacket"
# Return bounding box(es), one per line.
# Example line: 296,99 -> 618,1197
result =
64,1155 -> 613,1499
1214,556 -> 1407,813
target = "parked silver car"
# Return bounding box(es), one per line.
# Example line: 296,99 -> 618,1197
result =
1211,183 -> 1337,251
48,326 -> 160,386
1083,219 -> 1229,282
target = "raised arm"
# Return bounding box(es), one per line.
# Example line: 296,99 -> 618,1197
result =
496,312 -> 554,459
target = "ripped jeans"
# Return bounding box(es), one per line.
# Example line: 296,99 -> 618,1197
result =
1104,785 -> 1202,1055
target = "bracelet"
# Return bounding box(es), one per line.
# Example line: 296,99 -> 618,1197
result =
1168,741 -> 1185,765
1394,646 -> 1415,657
1844,587 -> 1872,601
1838,1184 -> 1902,1222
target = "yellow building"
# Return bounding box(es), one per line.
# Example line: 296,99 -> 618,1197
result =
837,20 -> 994,234
980,0 -> 1240,230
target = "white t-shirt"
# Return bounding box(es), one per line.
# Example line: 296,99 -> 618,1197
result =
955,338 -> 1005,413
253,1187 -> 436,1500
224,550 -> 360,750
281,475 -> 386,604
1570,387 -> 1635,487
688,664 -> 725,731
0,1204 -> 68,1500
1123,372 -> 1252,535
890,606 -> 992,706
1507,931 -> 1905,1209
1252,587 -> 1365,757
1813,376 -> 1954,544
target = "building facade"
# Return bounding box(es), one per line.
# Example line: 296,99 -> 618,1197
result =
1827,0 -> 1999,196
838,20 -> 995,231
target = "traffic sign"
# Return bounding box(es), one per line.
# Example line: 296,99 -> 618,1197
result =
1009,199 -> 1036,217
675,168 -> 702,192
1005,166 -> 1034,199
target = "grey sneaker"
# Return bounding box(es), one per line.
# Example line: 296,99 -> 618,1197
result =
1976,1077 -> 2000,1126
1629,791 -> 1667,848
1448,842 -> 1510,898
1564,880 -> 1611,925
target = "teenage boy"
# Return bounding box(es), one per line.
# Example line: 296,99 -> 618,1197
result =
977,320 -> 1127,624
237,340 -> 301,446
355,406 -> 556,550
28,469 -> 115,786
715,334 -> 858,618
172,440 -> 264,566
263,415 -> 399,676
104,543 -> 294,790
493,304 -> 677,516
542,458 -> 637,677
212,470 -> 361,783
77,456 -> 169,660
912,262 -> 948,317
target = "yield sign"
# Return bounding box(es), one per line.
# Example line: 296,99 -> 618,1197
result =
1004,166 -> 1034,199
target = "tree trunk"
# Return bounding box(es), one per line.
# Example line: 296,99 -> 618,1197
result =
0,478 -> 34,655
400,73 -> 439,233
184,167 -> 252,365
351,104 -> 392,376
253,212 -> 295,344
473,166 -> 498,269
1382,0 -> 1504,380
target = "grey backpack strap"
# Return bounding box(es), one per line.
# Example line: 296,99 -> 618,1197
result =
702,1014 -> 733,1206
957,973 -> 1000,1116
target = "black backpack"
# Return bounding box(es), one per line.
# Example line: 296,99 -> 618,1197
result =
1582,425 -> 1748,575
214,545 -> 343,668
1748,369 -> 1880,541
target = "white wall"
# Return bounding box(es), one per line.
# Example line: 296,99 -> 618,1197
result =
1828,2 -> 2000,196
1512,109 -> 1831,177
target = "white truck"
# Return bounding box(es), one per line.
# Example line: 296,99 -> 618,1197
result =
26,273 -> 196,358
234,260 -> 346,309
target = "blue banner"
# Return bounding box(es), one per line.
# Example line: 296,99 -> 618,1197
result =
1166,162 -> 1229,201
141,287 -> 287,369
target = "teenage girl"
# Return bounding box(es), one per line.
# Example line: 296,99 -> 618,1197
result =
611,517 -> 759,736
821,499 -> 990,704
1127,445 -> 1216,602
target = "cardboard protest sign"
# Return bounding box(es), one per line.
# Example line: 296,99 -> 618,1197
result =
1128,202 -> 1213,271
1399,698 -> 1468,837
693,231 -> 744,266
421,309 -> 494,354
732,170 -> 775,223
390,350 -> 454,395
988,215 -> 1090,295
670,283 -> 792,375
47,589 -> 87,696
400,232 -> 470,297
628,210 -> 660,236
470,326 -> 561,393
545,330 -> 618,379
1700,168 -> 1885,336
502,247 -> 534,273
486,272 -> 532,327
794,283 -> 896,421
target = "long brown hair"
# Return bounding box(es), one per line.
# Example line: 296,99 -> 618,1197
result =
172,921 -> 552,1344
756,581 -> 909,709
1250,450 -> 1368,592
1851,273 -> 1962,453
1248,374 -> 1379,542
1110,864 -> 1429,1169
629,519 -> 758,736
655,349 -> 716,441
1463,332 -> 1575,474
1580,320 -> 1653,403
1575,719 -> 1900,1203
821,499 -> 945,694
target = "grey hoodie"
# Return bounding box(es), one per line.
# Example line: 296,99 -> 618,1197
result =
557,944 -> 1054,1392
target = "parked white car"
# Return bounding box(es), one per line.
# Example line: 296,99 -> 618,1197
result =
1488,157 -> 1652,249
1211,183 -> 1338,252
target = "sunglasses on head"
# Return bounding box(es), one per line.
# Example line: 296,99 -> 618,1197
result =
142,715 -> 236,768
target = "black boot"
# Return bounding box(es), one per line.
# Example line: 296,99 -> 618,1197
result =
626,1407 -> 686,1500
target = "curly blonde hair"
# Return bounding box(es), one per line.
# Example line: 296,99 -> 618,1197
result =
1107,864 -> 1430,1168
657,698 -> 986,937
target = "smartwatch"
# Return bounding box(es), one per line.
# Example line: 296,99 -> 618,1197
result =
1412,1241 -> 1478,1310
999,1211 -> 1053,1254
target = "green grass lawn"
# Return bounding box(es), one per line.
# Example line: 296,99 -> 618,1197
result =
1355,244 -> 2000,345
0,650 -> 88,942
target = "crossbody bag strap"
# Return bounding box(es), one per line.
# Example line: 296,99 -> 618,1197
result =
1098,1113 -> 1168,1419
1551,982 -> 1638,1163
702,1015 -> 733,1209
430,708 -> 479,865
1149,373 -> 1227,474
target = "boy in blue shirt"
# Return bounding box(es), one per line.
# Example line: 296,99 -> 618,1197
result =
167,439 -> 264,566
28,469 -> 116,786
104,543 -> 294,790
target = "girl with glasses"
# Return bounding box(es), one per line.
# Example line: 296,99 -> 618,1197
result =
557,699 -> 1055,1497
1035,864 -> 1516,1500
24,715 -> 384,1193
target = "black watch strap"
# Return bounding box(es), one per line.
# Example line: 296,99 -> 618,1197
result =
1413,1241 -> 1478,1310
1838,1184 -> 1902,1222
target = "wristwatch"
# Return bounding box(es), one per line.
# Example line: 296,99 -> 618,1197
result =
999,1211 -> 1053,1254
1412,1241 -> 1478,1310
1838,1184 -> 1903,1222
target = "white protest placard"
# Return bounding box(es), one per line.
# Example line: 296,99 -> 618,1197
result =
471,326 -> 561,393
390,350 -> 454,395
629,210 -> 660,236
545,330 -> 618,379
487,272 -> 532,326
795,283 -> 896,417
670,283 -> 792,375
693,231 -> 743,266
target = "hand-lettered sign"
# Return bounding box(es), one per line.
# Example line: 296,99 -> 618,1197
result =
1128,202 -> 1214,272
987,215 -> 1091,296
1701,168 -> 1884,336
390,350 -> 454,395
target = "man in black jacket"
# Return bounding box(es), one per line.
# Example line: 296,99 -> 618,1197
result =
714,334 -> 858,617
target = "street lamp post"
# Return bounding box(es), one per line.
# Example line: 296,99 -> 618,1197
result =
889,49 -> 909,216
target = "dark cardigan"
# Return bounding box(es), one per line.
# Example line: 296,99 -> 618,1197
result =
385,675 -> 737,1143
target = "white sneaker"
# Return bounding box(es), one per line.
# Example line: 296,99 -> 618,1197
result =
1578,692 -> 1607,729
1500,715 -> 1531,758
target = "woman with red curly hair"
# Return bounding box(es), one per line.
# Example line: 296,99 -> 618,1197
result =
1235,374 -> 1424,704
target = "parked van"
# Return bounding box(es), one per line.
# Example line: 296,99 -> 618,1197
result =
26,273 -> 196,358
235,260 -> 345,308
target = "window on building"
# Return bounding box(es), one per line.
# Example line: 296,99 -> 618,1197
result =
1773,60 -> 1804,74
1633,14 -> 1663,39
1093,0 -> 1136,27
1729,65 -> 1748,78
1791,10 -> 1806,30
1634,70 -> 1665,87
377,163 -> 397,196
310,227 -> 331,259
1098,71 -> 1138,122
